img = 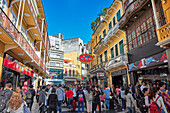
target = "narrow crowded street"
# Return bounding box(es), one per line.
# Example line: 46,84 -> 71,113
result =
0,0 -> 170,113
31,99 -> 128,113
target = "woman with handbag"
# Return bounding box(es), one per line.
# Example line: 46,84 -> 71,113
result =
142,88 -> 150,113
47,88 -> 59,113
125,87 -> 138,113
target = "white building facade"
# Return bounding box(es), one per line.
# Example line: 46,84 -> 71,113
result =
46,33 -> 64,85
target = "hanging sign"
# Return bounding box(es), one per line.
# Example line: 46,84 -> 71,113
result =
79,54 -> 93,63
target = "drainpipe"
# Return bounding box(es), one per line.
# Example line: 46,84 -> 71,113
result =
16,0 -> 22,29
151,0 -> 160,29
19,0 -> 26,31
39,41 -> 42,63
41,19 -> 44,37
43,50 -> 45,64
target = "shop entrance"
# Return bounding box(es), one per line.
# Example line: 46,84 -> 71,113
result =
112,75 -> 123,87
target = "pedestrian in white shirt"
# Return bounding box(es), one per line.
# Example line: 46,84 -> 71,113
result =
140,81 -> 146,92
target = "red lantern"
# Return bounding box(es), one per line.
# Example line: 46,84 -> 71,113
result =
82,77 -> 84,79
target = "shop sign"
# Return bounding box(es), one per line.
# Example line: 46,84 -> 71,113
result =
79,54 -> 93,63
47,71 -> 63,79
129,52 -> 167,71
111,69 -> 127,77
3,58 -> 34,77
97,73 -> 104,77
24,80 -> 29,87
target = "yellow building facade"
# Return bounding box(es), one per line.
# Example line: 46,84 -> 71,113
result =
64,52 -> 82,84
0,0 -> 50,89
90,0 -> 129,87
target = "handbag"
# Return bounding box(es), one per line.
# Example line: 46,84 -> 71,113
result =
24,105 -> 31,113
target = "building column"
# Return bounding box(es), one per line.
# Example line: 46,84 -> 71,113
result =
16,0 -> 22,29
106,71 -> 112,87
19,0 -> 26,31
0,42 -> 5,81
126,68 -> 130,85
166,49 -> 170,74
43,50 -> 45,64
151,0 -> 160,29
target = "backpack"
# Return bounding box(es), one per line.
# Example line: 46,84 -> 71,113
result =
0,90 -> 11,112
160,90 -> 170,109
78,93 -> 83,101
26,90 -> 33,99
150,96 -> 161,113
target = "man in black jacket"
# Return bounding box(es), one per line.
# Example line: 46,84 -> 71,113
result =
39,86 -> 46,113
26,85 -> 35,111
0,83 -> 13,113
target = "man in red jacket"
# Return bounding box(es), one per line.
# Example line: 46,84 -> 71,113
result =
66,88 -> 74,112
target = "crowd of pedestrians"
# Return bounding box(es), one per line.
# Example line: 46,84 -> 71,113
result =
0,81 -> 170,113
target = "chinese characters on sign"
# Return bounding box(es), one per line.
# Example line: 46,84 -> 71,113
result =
79,54 -> 93,63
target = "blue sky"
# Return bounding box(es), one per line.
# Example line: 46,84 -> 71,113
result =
42,0 -> 113,43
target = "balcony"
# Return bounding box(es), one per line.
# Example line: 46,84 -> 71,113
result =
105,54 -> 128,71
89,62 -> 105,74
26,0 -> 48,51
0,8 -> 47,76
93,16 -> 107,36
156,23 -> 170,48
119,0 -> 149,30
93,38 -> 106,54
104,22 -> 123,44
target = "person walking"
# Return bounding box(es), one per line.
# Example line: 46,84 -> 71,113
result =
92,86 -> 101,113
104,86 -> 111,110
142,88 -> 150,113
77,87 -> 85,113
151,87 -> 168,113
83,87 -> 88,109
25,85 -> 35,111
47,88 -> 59,113
73,85 -> 77,101
39,86 -> 46,113
66,88 -> 74,112
7,92 -> 25,113
125,87 -> 138,113
85,89 -> 92,113
120,86 -> 126,111
0,83 -> 13,112
56,84 -> 65,113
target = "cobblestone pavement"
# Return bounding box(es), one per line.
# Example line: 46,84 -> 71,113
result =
31,101 -> 128,113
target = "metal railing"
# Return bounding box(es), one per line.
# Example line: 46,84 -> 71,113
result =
157,23 -> 170,43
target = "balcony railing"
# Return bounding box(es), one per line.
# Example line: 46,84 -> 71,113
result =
157,23 -> 170,47
27,0 -> 46,48
0,7 -> 47,73
93,38 -> 104,54
104,22 -> 120,43
119,0 -> 148,29
105,54 -> 127,71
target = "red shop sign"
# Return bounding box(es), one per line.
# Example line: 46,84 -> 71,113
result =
79,54 -> 93,63
24,80 -> 29,87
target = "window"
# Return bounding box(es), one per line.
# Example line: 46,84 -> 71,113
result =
113,17 -> 116,26
111,47 -> 114,58
126,9 -> 158,51
103,29 -> 106,37
115,44 -> 118,56
104,50 -> 108,62
119,40 -> 124,54
55,41 -> 59,45
0,0 -> 7,12
100,54 -> 103,63
116,10 -> 121,21
109,21 -> 112,29
99,35 -> 101,40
